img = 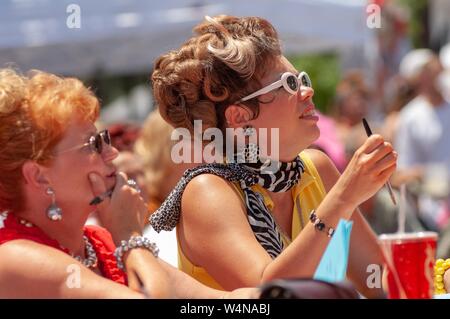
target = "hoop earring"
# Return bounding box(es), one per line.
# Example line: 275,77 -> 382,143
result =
46,187 -> 62,221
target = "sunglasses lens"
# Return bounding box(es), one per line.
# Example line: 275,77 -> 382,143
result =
286,75 -> 299,91
94,135 -> 102,154
300,72 -> 312,88
102,130 -> 111,146
88,131 -> 112,154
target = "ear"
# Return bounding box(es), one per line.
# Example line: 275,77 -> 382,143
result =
224,105 -> 253,129
22,161 -> 51,190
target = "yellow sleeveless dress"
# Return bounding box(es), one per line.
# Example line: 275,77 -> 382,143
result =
177,151 -> 327,290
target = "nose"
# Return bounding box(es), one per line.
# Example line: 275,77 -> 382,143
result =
299,86 -> 314,101
101,144 -> 119,163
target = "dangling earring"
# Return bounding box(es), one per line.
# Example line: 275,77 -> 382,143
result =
46,187 -> 62,221
243,125 -> 256,137
243,125 -> 259,163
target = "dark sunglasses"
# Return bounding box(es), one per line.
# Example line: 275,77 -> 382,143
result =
58,129 -> 112,155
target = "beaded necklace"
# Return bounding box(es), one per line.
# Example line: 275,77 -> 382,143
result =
7,211 -> 98,269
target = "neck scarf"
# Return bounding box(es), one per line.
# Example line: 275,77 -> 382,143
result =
150,156 -> 305,258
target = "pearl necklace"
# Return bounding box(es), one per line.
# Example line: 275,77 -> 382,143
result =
11,212 -> 98,269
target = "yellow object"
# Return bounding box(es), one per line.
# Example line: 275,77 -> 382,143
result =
437,289 -> 447,295
177,151 -> 327,289
434,258 -> 450,294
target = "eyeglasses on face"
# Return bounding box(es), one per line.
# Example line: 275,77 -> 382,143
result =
239,71 -> 312,103
57,129 -> 112,155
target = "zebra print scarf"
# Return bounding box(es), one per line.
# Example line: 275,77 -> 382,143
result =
149,156 -> 305,258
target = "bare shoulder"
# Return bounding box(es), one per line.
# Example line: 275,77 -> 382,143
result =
180,173 -> 251,240
0,239 -> 72,277
183,173 -> 238,197
0,239 -> 62,263
303,148 -> 341,191
0,240 -> 72,297
0,239 -> 135,298
303,148 -> 334,168
182,173 -> 247,220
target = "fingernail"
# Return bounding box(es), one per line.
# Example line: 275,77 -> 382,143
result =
89,174 -> 97,183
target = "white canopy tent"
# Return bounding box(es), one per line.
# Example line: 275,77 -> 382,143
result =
0,0 -> 372,77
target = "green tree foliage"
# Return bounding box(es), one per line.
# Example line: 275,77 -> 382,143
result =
288,53 -> 340,114
396,0 -> 428,48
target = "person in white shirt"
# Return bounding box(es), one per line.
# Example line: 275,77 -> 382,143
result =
395,49 -> 450,230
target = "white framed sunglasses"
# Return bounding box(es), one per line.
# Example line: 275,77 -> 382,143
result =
239,71 -> 312,103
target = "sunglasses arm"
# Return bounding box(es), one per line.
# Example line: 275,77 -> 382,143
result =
239,79 -> 282,102
56,142 -> 90,155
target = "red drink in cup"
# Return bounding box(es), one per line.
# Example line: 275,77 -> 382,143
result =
378,232 -> 438,299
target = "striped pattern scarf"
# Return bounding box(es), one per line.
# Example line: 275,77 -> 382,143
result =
150,157 -> 305,258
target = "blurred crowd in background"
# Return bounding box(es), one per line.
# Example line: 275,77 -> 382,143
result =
3,0 -> 450,264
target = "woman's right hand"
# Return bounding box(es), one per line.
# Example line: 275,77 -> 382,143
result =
89,171 -> 147,244
334,134 -> 397,209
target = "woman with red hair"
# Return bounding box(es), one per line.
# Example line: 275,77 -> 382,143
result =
0,68 -> 256,298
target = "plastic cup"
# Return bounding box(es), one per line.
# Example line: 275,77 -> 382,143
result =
378,232 -> 438,299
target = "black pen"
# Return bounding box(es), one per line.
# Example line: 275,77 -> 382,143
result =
89,190 -> 113,206
362,118 -> 397,205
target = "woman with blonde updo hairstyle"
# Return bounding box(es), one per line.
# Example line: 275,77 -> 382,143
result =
0,68 -> 256,299
150,15 -> 398,298
152,15 -> 281,134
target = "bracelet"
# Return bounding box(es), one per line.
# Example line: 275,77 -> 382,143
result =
434,258 -> 450,295
114,236 -> 159,271
309,210 -> 335,237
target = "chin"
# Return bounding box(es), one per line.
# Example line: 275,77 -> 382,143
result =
300,135 -> 320,154
300,125 -> 321,145
311,125 -> 321,142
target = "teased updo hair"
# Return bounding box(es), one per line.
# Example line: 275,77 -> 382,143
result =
151,15 -> 281,133
0,68 -> 99,212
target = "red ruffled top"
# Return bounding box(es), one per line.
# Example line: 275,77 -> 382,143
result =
0,211 -> 127,285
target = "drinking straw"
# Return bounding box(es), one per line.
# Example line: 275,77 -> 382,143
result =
397,184 -> 406,234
